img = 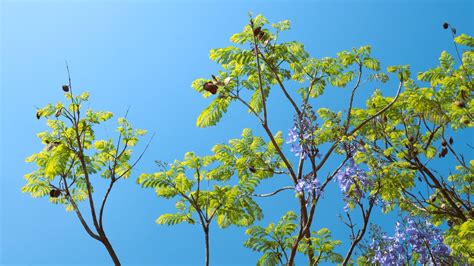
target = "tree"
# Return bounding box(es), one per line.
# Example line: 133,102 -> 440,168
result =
138,128 -> 282,266
349,25 -> 474,263
23,70 -> 149,265
191,14 -> 406,265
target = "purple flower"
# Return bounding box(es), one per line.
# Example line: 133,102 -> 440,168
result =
295,176 -> 321,196
370,216 -> 451,265
334,158 -> 371,208
286,104 -> 319,159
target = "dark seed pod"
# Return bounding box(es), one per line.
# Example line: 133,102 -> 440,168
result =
449,136 -> 453,145
463,119 -> 470,125
62,85 -> 70,92
438,152 -> 442,158
441,147 -> 448,157
249,166 -> 256,173
203,82 -> 218,95
258,31 -> 266,41
36,111 -> 41,120
50,189 -> 61,198
443,22 -> 449,29
441,139 -> 447,146
253,26 -> 261,36
408,136 -> 414,142
418,176 -> 422,182
455,101 -> 466,108
451,27 -> 457,35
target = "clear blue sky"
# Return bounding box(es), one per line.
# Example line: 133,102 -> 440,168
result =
1,0 -> 473,265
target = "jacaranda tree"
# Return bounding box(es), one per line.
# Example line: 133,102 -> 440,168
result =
184,14 -> 472,265
23,70 -> 148,265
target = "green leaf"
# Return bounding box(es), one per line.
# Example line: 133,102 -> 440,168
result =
454,34 -> 474,47
196,97 -> 232,127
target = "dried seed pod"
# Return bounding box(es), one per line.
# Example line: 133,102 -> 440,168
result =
55,108 -> 62,118
50,189 -> 61,198
211,74 -> 218,82
463,119 -> 470,125
36,111 -> 41,120
451,27 -> 457,35
253,26 -> 261,36
441,147 -> 448,157
443,22 -> 449,29
62,85 -> 70,92
441,139 -> 447,146
249,166 -> 256,173
455,100 -> 466,108
203,82 -> 218,95
449,136 -> 453,145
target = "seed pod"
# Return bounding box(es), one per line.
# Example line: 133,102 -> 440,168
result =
36,111 -> 41,120
441,139 -> 447,146
408,136 -> 414,142
50,189 -> 61,198
418,176 -> 422,182
249,166 -> 256,173
55,108 -> 62,118
62,85 -> 70,92
463,119 -> 470,125
253,26 -> 261,36
211,74 -> 218,82
203,82 -> 218,95
455,100 -> 466,108
443,22 -> 449,29
449,136 -> 453,145
441,147 -> 448,157
451,27 -> 457,35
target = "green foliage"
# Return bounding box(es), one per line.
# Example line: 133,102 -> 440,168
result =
192,14 -> 390,128
244,211 -> 342,265
23,89 -> 147,210
444,219 -> 474,263
138,128 -> 284,229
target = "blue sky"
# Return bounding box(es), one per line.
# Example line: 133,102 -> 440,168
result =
1,0 -> 473,265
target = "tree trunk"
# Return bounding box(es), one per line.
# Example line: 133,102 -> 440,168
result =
100,235 -> 121,265
204,226 -> 210,266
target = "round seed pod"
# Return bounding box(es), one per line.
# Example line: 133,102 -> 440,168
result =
455,101 -> 466,108
408,136 -> 414,142
62,85 -> 70,92
203,82 -> 218,95
463,119 -> 471,125
50,189 -> 61,198
249,166 -> 256,173
253,27 -> 261,36
441,139 -> 447,146
443,22 -> 449,29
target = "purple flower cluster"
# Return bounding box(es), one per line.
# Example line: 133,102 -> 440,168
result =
335,158 -> 372,208
286,104 -> 319,159
370,216 -> 451,265
295,175 -> 321,196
